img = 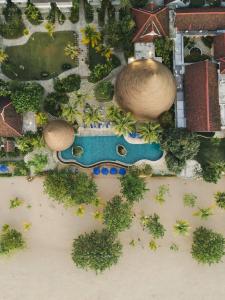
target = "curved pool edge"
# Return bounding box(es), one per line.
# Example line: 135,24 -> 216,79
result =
56,151 -> 165,169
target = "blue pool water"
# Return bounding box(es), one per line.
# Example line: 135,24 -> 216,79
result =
59,135 -> 163,167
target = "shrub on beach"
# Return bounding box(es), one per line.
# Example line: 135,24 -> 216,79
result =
215,192 -> 225,209
141,213 -> 166,239
0,225 -> 25,256
103,195 -> 133,233
43,169 -> 98,206
71,229 -> 122,273
192,227 -> 225,265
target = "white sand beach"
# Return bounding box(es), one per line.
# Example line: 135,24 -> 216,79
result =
0,176 -> 225,300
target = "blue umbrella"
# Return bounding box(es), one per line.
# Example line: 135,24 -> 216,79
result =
119,168 -> 126,176
93,167 -> 100,175
129,132 -> 136,138
0,165 -> 8,173
110,167 -> 117,175
101,167 -> 109,175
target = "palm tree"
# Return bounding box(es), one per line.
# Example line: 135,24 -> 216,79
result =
174,220 -> 190,236
112,112 -> 136,136
106,105 -> 121,122
61,103 -> 81,124
83,105 -> 102,127
81,24 -> 101,48
0,49 -> 8,63
138,121 -> 163,143
64,42 -> 80,60
45,22 -> 55,38
193,207 -> 214,220
70,91 -> 87,108
101,46 -> 112,61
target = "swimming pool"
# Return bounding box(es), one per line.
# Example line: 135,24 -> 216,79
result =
58,135 -> 163,168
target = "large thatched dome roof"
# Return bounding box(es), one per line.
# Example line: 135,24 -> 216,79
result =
43,120 -> 74,151
114,59 -> 176,120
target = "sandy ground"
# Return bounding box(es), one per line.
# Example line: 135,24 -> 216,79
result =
0,176 -> 225,300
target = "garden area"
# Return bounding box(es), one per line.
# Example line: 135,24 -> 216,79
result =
184,36 -> 213,63
1,31 -> 78,80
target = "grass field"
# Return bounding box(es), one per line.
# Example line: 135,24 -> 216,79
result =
2,31 -> 78,81
196,137 -> 225,165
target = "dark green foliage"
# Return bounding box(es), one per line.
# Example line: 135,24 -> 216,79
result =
189,0 -> 205,7
159,110 -> 174,129
16,131 -> 44,154
25,1 -> 43,25
89,63 -> 113,83
0,225 -> 25,256
0,0 -> 25,39
69,0 -> 79,23
27,153 -> 48,174
46,2 -> 65,24
12,161 -> 30,176
201,36 -> 213,48
11,82 -> 44,113
141,214 -> 166,239
0,79 -> 11,96
54,74 -> 81,93
201,162 -> 225,184
71,229 -> 122,273
44,92 -> 69,117
94,81 -> 114,102
120,169 -> 148,203
43,170 -> 98,206
103,195 -> 133,233
155,37 -> 173,70
206,0 -> 221,5
130,0 -> 148,8
184,53 -> 210,63
162,128 -> 200,174
215,192 -> 225,209
84,0 -> 94,23
192,227 -> 225,265
183,37 -> 195,49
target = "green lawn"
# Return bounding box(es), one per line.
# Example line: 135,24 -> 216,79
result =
196,137 -> 225,165
2,31 -> 78,81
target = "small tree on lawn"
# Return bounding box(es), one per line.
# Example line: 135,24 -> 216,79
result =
141,213 -> 166,239
64,42 -> 79,60
71,229 -> 122,273
43,169 -> 98,206
214,192 -> 225,209
120,169 -> 148,204
0,224 -> 25,256
103,195 -> 133,233
45,22 -> 55,38
192,227 -> 225,265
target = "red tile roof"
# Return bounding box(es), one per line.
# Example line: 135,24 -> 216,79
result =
175,7 -> 225,31
184,60 -> 221,132
0,97 -> 23,137
131,6 -> 169,43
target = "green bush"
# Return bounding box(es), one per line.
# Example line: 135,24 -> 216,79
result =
69,0 -> 79,23
103,195 -> 133,233
215,192 -> 225,209
0,0 -> 25,39
71,229 -> 122,273
11,82 -> 44,113
84,0 -> 94,23
54,74 -> 81,93
43,170 -> 98,206
201,36 -> 213,48
189,0 -> 205,7
201,161 -> 225,183
192,227 -> 225,265
94,81 -> 114,102
16,131 -> 44,154
27,153 -> 48,174
44,92 -> 69,117
120,169 -> 148,203
0,79 -> 11,96
0,225 -> 25,256
184,53 -> 210,63
183,193 -> 197,207
25,1 -> 43,25
159,110 -> 174,129
141,213 -> 166,239
165,153 -> 186,174
155,37 -> 173,70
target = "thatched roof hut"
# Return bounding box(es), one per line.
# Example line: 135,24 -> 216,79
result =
43,120 -> 74,151
114,59 -> 176,120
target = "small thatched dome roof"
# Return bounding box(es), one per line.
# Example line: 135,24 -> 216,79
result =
114,59 -> 176,120
43,120 -> 74,151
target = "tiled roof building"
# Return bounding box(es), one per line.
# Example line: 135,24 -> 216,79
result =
0,97 -> 23,137
184,60 -> 221,132
131,5 -> 169,43
175,7 -> 225,31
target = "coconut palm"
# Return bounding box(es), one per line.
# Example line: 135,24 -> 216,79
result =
112,112 -> 136,136
81,24 -> 101,48
193,207 -> 214,220
83,105 -> 102,127
0,49 -> 8,64
174,220 -> 190,236
70,91 -> 87,108
45,22 -> 55,38
138,121 -> 163,143
106,105 -> 122,121
64,42 -> 79,60
61,102 -> 81,124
